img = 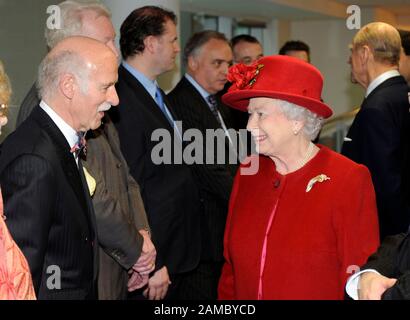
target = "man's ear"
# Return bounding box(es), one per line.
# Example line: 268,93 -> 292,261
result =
59,73 -> 75,99
144,35 -> 157,54
360,45 -> 371,65
187,55 -> 198,72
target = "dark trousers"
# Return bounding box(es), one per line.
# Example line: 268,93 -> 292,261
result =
127,261 -> 223,300
173,261 -> 223,300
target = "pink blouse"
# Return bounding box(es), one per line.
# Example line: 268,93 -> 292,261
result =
0,190 -> 36,300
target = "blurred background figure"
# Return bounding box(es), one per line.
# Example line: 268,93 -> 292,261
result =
399,29 -> 410,85
279,40 -> 310,63
228,34 -> 264,131
231,34 -> 263,65
0,60 -> 36,300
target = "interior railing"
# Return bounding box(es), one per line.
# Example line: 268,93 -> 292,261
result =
317,107 -> 359,153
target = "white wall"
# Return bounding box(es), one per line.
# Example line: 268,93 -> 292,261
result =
290,19 -> 364,117
102,0 -> 181,92
0,0 -> 54,140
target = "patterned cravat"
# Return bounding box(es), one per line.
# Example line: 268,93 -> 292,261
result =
70,131 -> 87,158
207,94 -> 221,125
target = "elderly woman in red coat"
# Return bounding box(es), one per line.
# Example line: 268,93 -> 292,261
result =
218,55 -> 380,300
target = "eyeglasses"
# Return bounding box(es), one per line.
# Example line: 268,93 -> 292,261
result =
0,103 -> 8,117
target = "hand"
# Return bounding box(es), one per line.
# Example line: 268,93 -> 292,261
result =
143,266 -> 171,300
358,272 -> 397,300
132,230 -> 156,275
127,269 -> 149,292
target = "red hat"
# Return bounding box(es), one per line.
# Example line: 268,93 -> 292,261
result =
222,55 -> 333,119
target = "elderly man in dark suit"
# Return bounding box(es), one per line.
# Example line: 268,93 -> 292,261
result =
0,36 -> 118,299
342,22 -> 410,240
167,30 -> 238,300
15,0 -> 156,299
109,6 -> 202,300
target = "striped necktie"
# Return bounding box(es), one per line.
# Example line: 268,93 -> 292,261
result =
207,94 -> 221,125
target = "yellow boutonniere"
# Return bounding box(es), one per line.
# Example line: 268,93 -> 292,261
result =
306,174 -> 330,193
83,167 -> 96,196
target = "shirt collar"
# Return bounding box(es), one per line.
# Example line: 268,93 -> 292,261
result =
185,73 -> 212,103
366,70 -> 401,97
39,100 -> 78,150
122,61 -> 158,100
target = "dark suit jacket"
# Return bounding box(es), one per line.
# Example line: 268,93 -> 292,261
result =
84,115 -> 149,300
361,232 -> 410,299
342,75 -> 410,240
16,85 -> 150,299
16,83 -> 38,127
109,65 -> 201,275
168,76 -> 238,262
218,81 -> 249,131
0,106 -> 98,299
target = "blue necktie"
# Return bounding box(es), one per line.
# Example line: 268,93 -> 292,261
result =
155,87 -> 173,124
155,86 -> 182,139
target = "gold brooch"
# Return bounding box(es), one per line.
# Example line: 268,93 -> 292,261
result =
306,174 -> 330,193
248,64 -> 264,87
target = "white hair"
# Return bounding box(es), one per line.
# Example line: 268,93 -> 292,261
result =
37,50 -> 89,100
272,99 -> 324,141
45,0 -> 111,49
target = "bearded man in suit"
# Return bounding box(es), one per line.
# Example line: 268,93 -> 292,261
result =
0,36 -> 118,299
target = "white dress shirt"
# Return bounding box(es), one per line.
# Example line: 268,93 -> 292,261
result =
365,70 -> 401,97
184,73 -> 236,148
345,269 -> 381,300
39,100 -> 80,165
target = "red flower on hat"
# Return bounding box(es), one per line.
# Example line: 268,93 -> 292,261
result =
227,62 -> 264,90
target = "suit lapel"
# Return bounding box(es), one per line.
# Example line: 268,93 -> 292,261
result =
180,77 -> 221,129
365,75 -> 408,102
180,77 -> 238,153
32,107 -> 91,220
119,65 -> 175,132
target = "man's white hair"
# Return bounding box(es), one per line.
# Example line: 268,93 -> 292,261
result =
37,50 -> 89,101
272,99 -> 324,141
45,0 -> 111,49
